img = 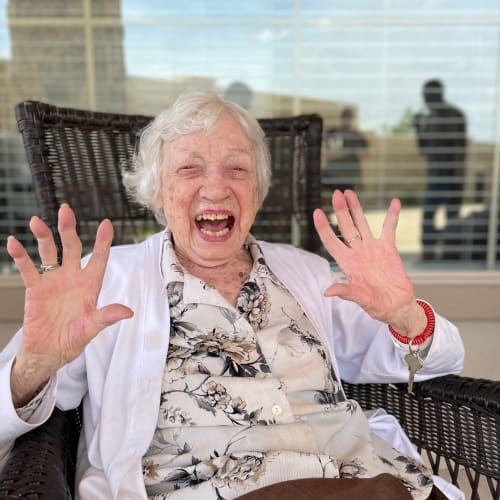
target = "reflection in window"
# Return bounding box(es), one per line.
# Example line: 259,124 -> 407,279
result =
0,0 -> 499,272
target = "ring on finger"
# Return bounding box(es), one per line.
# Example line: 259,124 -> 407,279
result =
346,232 -> 362,244
39,263 -> 59,274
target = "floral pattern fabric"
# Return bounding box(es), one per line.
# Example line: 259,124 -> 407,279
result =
141,231 -> 433,499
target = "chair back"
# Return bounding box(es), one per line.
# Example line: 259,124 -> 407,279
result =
15,101 -> 322,261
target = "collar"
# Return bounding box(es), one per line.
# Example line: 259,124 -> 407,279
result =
159,228 -> 268,293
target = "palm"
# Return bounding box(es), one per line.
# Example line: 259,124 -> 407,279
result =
7,206 -> 132,375
22,268 -> 106,367
314,190 -> 416,325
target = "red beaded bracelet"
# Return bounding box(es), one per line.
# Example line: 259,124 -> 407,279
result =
388,300 -> 436,346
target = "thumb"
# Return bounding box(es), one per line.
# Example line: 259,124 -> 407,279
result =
324,283 -> 351,298
324,284 -> 366,306
91,304 -> 134,329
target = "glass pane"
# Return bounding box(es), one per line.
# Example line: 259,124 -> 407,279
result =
123,24 -> 294,116
116,0 -> 295,21
302,0 -> 500,18
8,0 -> 84,17
300,23 -> 499,268
0,0 -> 498,274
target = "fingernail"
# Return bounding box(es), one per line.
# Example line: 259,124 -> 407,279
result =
60,203 -> 70,208
7,235 -> 16,241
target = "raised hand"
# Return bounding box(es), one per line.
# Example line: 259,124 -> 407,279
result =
7,205 -> 133,405
313,190 -> 426,338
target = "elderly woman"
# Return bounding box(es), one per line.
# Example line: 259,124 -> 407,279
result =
0,93 -> 463,500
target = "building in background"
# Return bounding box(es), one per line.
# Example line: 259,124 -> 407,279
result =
7,0 -> 126,111
0,0 -> 127,268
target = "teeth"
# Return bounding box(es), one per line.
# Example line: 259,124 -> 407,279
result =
200,227 -> 230,237
196,213 -> 229,221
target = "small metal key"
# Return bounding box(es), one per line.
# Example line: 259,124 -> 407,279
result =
404,343 -> 423,394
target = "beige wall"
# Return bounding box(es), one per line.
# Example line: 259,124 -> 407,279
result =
1,274 -> 499,380
3,273 -> 499,321
0,276 -> 24,321
411,273 -> 500,321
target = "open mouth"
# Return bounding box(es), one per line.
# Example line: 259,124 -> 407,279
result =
195,212 -> 235,238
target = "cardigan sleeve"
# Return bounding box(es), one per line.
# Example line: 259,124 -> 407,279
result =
0,327 -> 88,467
330,293 -> 464,384
0,330 -> 56,466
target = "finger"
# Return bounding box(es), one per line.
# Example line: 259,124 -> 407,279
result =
381,198 -> 401,244
84,219 -> 113,281
6,236 -> 40,287
313,208 -> 345,257
324,281 -> 369,302
331,190 -> 364,244
324,283 -> 372,312
29,216 -> 58,266
57,204 -> 82,267
323,282 -> 352,298
83,304 -> 134,344
94,304 -> 134,326
344,190 -> 373,239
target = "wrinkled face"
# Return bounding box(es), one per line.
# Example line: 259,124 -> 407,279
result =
156,112 -> 259,268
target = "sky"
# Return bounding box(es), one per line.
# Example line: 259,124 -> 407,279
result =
118,1 -> 500,141
0,0 -> 499,140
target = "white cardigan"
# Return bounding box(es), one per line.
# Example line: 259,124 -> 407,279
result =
0,232 -> 464,499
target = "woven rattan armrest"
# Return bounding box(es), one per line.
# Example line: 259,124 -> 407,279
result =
1,375 -> 498,499
343,374 -> 500,499
0,407 -> 81,499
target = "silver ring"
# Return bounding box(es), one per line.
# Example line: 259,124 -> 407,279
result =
39,263 -> 59,274
346,233 -> 362,244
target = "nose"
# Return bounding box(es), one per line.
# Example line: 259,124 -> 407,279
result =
199,167 -> 231,202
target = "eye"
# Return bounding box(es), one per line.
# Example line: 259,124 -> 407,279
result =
176,164 -> 200,176
228,165 -> 249,179
229,163 -> 250,174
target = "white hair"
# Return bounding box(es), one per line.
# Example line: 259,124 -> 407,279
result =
123,92 -> 271,224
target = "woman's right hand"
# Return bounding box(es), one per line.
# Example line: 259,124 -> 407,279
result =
7,204 -> 133,406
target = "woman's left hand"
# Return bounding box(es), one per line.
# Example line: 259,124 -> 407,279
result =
313,189 -> 426,338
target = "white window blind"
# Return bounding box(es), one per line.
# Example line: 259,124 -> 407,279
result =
0,0 -> 499,272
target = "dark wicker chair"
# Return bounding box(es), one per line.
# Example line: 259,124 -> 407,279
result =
0,101 -> 499,499
12,100 -> 323,260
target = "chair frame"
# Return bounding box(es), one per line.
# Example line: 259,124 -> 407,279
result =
1,101 -> 499,499
12,101 -> 323,259
1,377 -> 498,499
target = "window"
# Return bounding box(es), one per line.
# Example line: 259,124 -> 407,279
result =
0,0 -> 499,272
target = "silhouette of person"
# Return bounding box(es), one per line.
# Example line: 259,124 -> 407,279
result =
224,81 -> 253,110
414,79 -> 467,261
322,107 -> 368,193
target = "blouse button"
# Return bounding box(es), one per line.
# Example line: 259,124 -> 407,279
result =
271,404 -> 282,416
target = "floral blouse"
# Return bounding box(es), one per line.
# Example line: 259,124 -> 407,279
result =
141,232 -> 433,500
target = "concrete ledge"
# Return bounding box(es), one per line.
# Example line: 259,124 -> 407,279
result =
0,275 -> 25,321
411,271 -> 500,320
1,272 -> 499,321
